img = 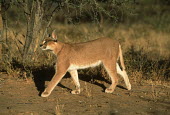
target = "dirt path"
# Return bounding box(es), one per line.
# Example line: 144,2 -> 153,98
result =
0,73 -> 169,115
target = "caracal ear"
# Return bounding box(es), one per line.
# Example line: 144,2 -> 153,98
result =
52,30 -> 57,40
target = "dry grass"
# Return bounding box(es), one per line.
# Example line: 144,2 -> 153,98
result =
113,24 -> 170,59
55,102 -> 64,115
6,23 -> 170,60
84,82 -> 92,97
1,23 -> 170,83
49,23 -> 170,60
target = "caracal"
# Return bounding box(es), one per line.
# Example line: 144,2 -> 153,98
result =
40,30 -> 131,97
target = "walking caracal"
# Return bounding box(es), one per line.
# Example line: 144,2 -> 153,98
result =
40,30 -> 131,97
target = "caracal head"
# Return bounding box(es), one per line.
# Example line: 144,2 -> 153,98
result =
40,30 -> 58,51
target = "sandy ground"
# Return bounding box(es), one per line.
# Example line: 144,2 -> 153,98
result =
0,72 -> 169,115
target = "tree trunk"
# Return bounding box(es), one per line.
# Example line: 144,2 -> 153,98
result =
0,4 -> 3,59
23,0 -> 44,62
0,0 -> 10,61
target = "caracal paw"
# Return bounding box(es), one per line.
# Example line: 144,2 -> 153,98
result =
105,88 -> 114,93
71,89 -> 80,94
127,84 -> 131,90
41,91 -> 50,97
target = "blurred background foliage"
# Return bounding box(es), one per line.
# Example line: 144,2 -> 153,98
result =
0,0 -> 169,82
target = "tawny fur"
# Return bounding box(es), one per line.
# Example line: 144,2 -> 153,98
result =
40,30 -> 131,97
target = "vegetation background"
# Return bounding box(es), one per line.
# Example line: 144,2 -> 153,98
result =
0,1 -> 170,114
0,0 -> 169,83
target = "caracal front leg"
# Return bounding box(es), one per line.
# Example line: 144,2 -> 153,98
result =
41,63 -> 68,97
69,70 -> 80,94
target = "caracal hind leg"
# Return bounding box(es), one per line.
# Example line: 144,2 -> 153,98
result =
41,64 -> 68,97
69,70 -> 80,94
116,63 -> 131,90
103,61 -> 118,93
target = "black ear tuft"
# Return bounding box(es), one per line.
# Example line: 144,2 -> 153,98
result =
47,34 -> 51,37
